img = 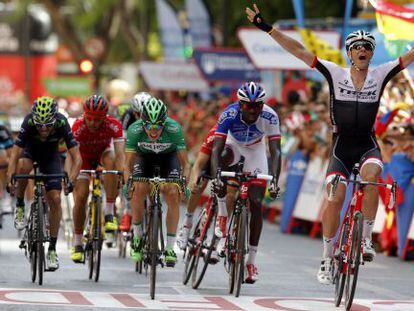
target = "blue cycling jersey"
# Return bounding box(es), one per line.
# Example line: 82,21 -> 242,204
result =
215,103 -> 281,147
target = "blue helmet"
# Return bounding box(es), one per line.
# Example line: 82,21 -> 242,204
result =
237,82 -> 266,102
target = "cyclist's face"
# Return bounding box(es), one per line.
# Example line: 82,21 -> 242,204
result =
240,100 -> 263,124
349,42 -> 374,70
143,122 -> 163,141
36,125 -> 53,138
84,114 -> 104,132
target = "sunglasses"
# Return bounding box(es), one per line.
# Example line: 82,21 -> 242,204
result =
241,101 -> 264,111
351,42 -> 373,51
144,122 -> 163,131
34,120 -> 55,129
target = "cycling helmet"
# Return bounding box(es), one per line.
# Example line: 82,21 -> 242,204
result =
141,97 -> 168,124
32,96 -> 57,124
237,82 -> 266,103
131,92 -> 151,114
83,95 -> 108,116
345,30 -> 376,52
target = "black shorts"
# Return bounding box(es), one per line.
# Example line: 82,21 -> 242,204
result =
326,133 -> 382,181
133,152 -> 180,178
22,148 -> 63,191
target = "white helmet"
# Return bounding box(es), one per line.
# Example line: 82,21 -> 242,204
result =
345,30 -> 376,52
131,92 -> 151,113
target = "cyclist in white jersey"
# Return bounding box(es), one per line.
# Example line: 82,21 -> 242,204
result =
211,81 -> 282,283
246,4 -> 414,285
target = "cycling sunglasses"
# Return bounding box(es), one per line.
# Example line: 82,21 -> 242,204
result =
351,42 -> 373,51
241,101 -> 264,111
144,122 -> 163,131
34,120 -> 55,128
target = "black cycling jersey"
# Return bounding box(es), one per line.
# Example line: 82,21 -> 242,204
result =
121,108 -> 137,131
312,57 -> 404,134
15,112 -> 78,155
0,124 -> 13,150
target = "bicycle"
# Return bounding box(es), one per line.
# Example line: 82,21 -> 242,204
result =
329,163 -> 396,310
218,162 -> 273,297
78,169 -> 123,282
129,171 -> 185,300
10,163 -> 69,286
182,174 -> 220,289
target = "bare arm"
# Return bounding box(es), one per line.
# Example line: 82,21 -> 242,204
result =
268,139 -> 281,184
246,4 -> 315,67
177,149 -> 191,182
67,146 -> 82,181
189,152 -> 210,192
211,136 -> 226,177
401,46 -> 414,68
113,140 -> 125,173
6,145 -> 23,182
125,151 -> 136,180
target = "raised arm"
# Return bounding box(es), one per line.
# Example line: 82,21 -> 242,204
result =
401,46 -> 414,68
246,4 -> 315,67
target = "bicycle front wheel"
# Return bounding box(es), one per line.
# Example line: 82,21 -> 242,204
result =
150,207 -> 159,300
345,211 -> 363,311
93,200 -> 103,282
37,200 -> 45,286
334,222 -> 349,307
234,208 -> 246,297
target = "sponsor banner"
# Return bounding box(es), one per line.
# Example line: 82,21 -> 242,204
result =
238,28 -> 341,70
139,61 -> 208,91
156,0 -> 185,60
185,0 -> 212,48
43,76 -> 92,97
193,48 -> 260,82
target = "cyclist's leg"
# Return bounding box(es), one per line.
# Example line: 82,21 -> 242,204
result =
101,149 -> 118,231
13,151 -> 33,229
359,136 -> 383,260
130,153 -> 150,261
318,134 -> 350,284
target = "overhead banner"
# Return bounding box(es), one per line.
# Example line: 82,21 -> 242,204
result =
238,28 -> 341,70
185,0 -> 212,48
193,48 -> 260,82
156,0 -> 185,60
140,61 -> 208,91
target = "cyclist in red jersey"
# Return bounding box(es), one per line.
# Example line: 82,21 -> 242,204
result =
70,95 -> 125,263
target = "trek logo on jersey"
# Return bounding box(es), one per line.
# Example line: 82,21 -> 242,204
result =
338,87 -> 378,98
138,142 -> 172,153
218,108 -> 237,124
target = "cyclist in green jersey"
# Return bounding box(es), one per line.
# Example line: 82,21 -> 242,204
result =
125,97 -> 190,267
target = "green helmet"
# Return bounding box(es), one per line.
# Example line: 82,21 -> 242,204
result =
141,97 -> 167,124
32,96 -> 57,124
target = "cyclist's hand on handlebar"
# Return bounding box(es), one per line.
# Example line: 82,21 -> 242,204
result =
213,178 -> 226,197
268,179 -> 280,200
65,179 -> 74,194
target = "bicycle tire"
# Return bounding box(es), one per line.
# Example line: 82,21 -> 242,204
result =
334,222 -> 349,307
192,215 -> 217,289
345,211 -> 363,311
37,199 -> 45,286
28,210 -> 37,283
234,207 -> 246,297
228,212 -> 238,295
30,245 -> 37,283
183,209 -> 203,285
150,207 -> 159,300
87,203 -> 94,280
93,199 -> 102,282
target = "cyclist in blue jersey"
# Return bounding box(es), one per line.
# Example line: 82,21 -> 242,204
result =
211,81 -> 282,283
246,4 -> 414,284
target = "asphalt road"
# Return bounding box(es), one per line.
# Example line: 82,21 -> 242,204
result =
0,210 -> 413,311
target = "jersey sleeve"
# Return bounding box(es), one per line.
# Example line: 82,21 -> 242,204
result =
264,108 -> 282,141
171,123 -> 187,151
200,125 -> 217,155
14,115 -> 31,148
61,117 -> 78,149
126,124 -> 139,152
121,110 -> 132,131
110,118 -> 124,142
215,107 -> 237,138
374,58 -> 404,86
312,57 -> 341,81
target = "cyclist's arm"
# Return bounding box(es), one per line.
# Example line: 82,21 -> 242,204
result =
246,4 -> 315,67
113,139 -> 125,173
125,151 -> 136,180
6,145 -> 23,183
67,146 -> 82,181
189,152 -> 210,192
401,46 -> 414,68
211,136 -> 226,177
268,139 -> 282,184
177,149 -> 190,182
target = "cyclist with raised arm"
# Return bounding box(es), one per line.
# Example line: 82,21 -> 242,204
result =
211,81 -> 282,283
6,96 -> 82,270
70,95 -> 125,263
118,92 -> 151,233
125,97 -> 190,267
246,4 -> 414,284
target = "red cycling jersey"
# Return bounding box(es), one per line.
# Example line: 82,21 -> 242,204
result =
200,124 -> 217,156
72,115 -> 124,169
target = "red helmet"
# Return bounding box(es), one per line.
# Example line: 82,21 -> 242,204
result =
83,95 -> 108,117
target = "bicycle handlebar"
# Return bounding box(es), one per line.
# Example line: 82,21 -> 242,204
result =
10,172 -> 70,196
328,174 -> 397,209
80,169 -> 124,176
218,170 -> 274,182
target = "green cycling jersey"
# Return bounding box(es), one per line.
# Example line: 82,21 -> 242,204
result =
126,117 -> 186,154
